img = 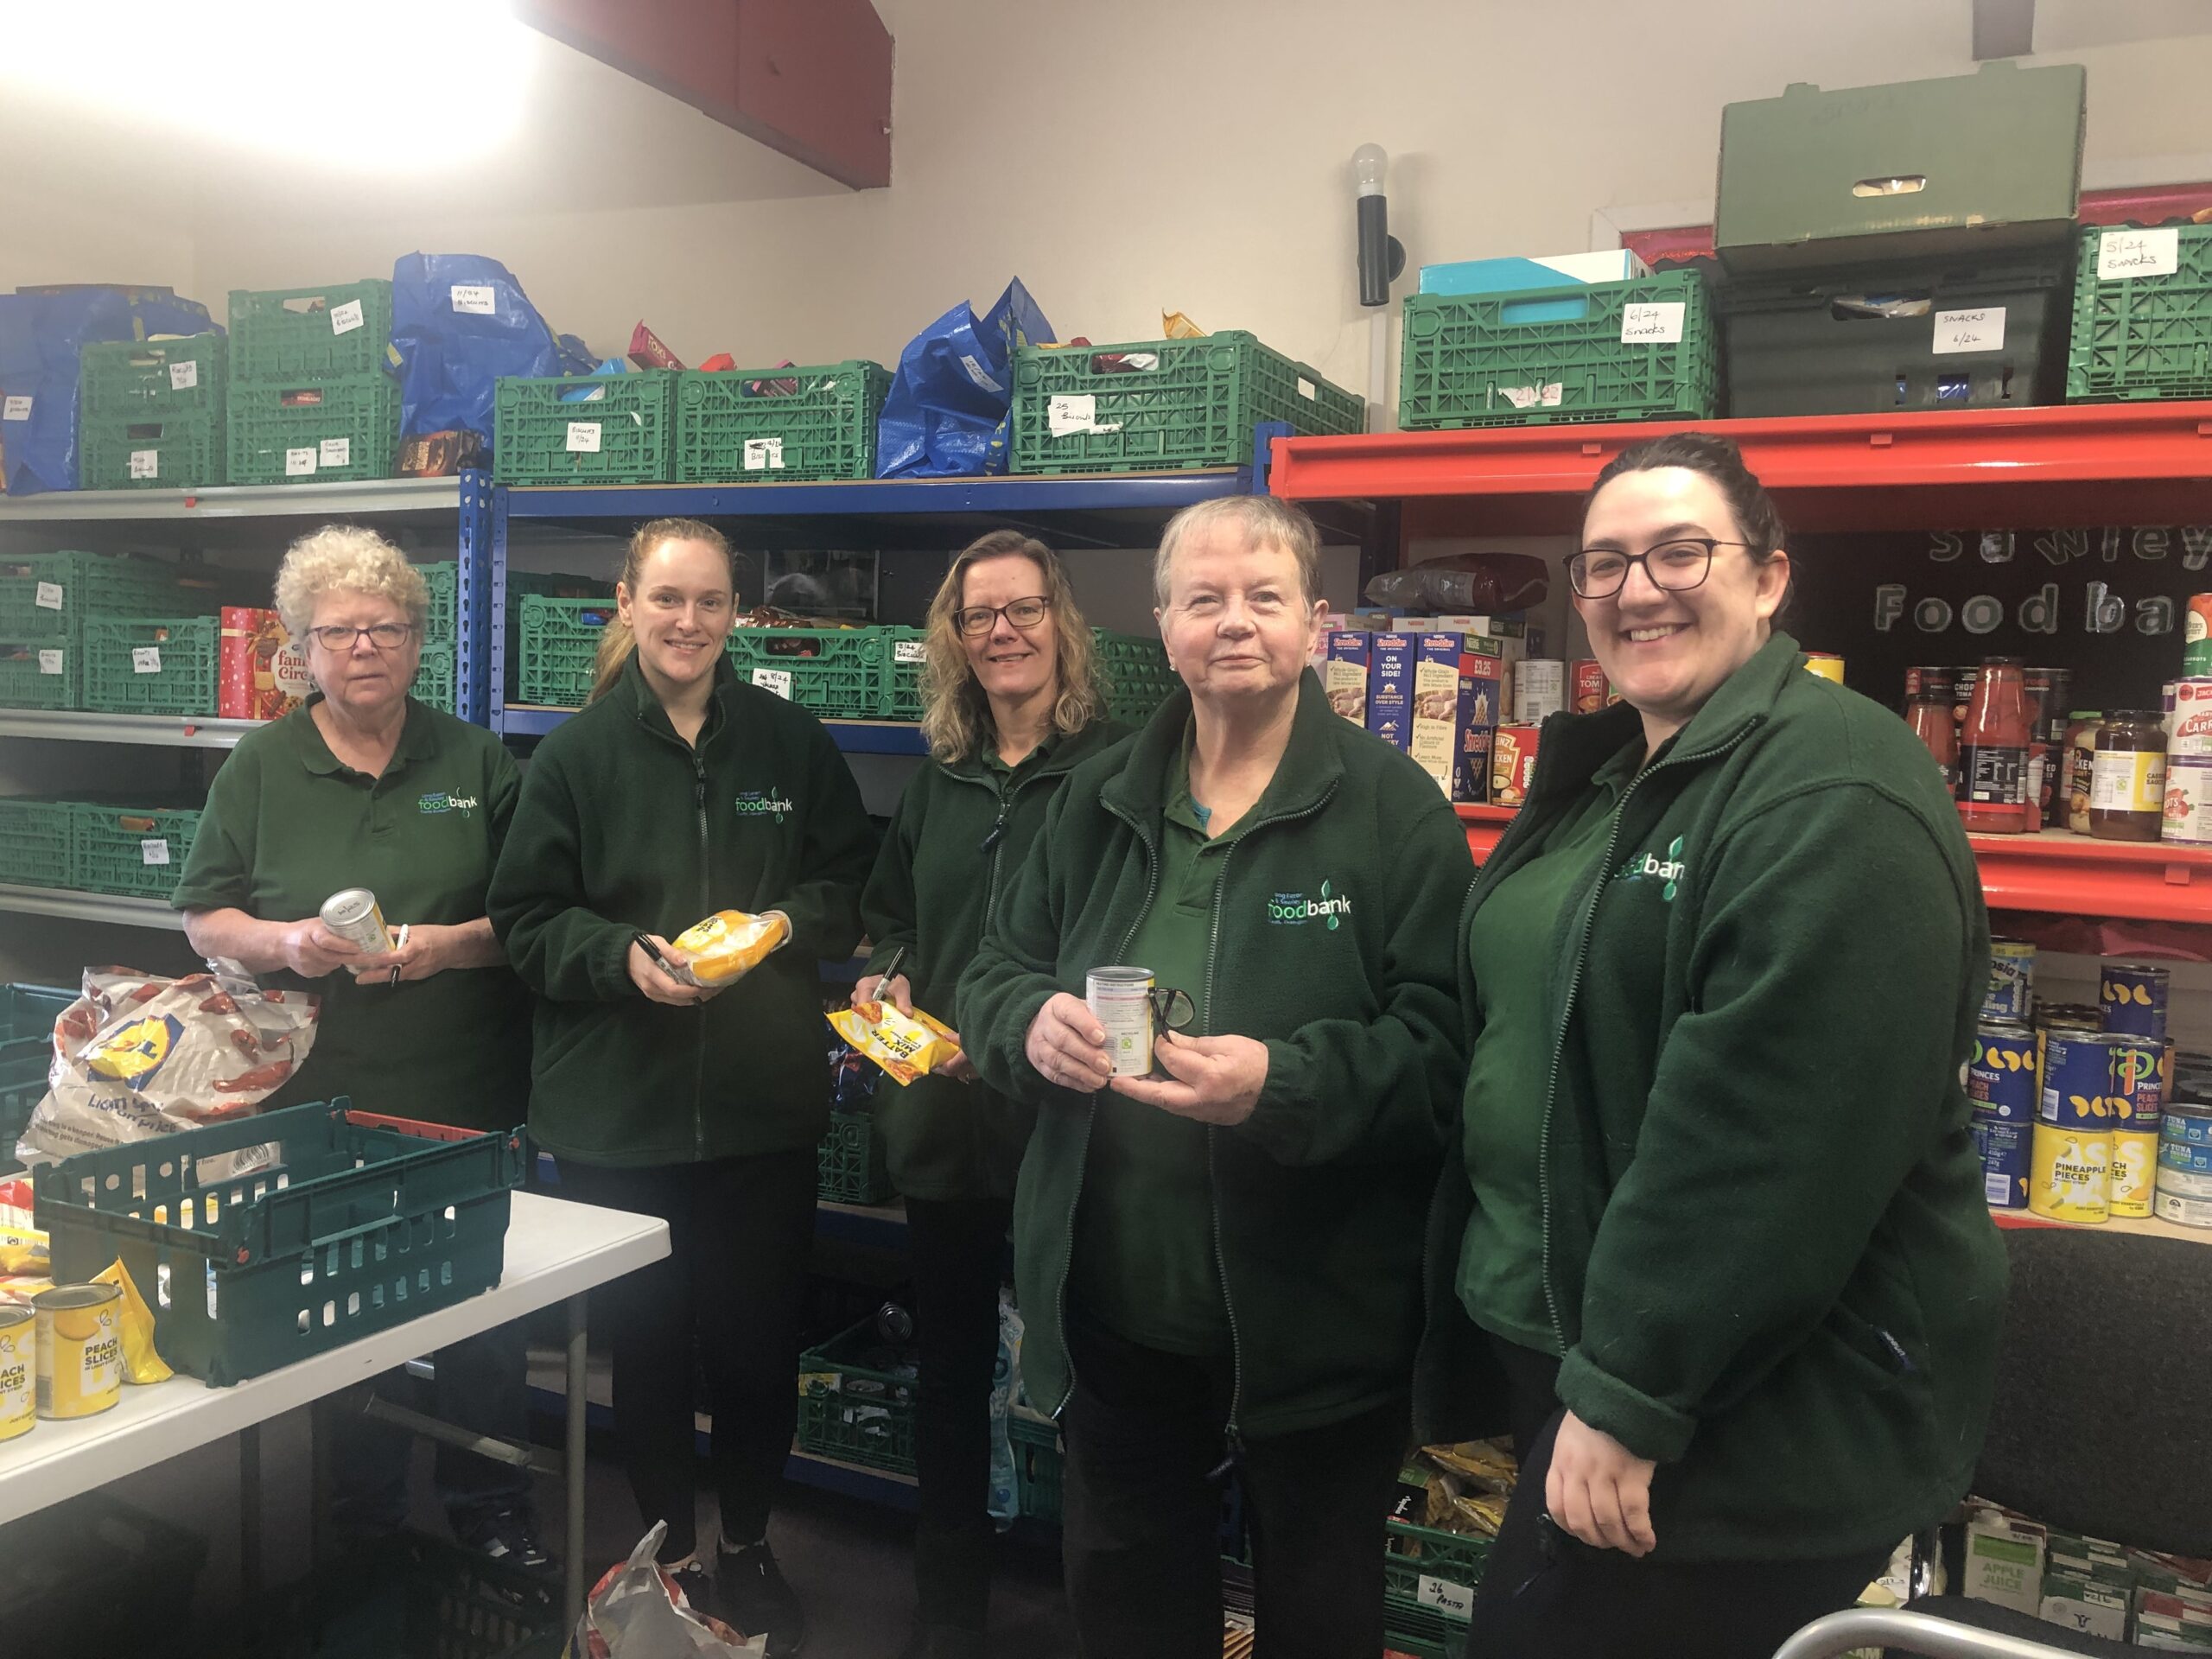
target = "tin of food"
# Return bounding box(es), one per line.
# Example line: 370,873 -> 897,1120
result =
0,1302 -> 33,1442
2154,1188 -> 2212,1229
2028,1124 -> 2111,1224
35,1282 -> 122,1420
2038,1031 -> 2126,1128
2111,1129 -> 2159,1218
1087,967 -> 1156,1079
2101,961 -> 2170,1040
1967,1026 -> 2037,1123
2163,1103 -> 2212,1148
1981,939 -> 2035,1026
2034,1002 -> 2103,1035
1973,1118 -> 2031,1211
1802,652 -> 1844,683
320,887 -> 391,956
2111,1039 -> 2165,1130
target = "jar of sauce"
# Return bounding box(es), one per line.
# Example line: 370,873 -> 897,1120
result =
2063,713 -> 2102,835
1959,658 -> 2034,834
1907,693 -> 1958,792
2090,712 -> 2169,842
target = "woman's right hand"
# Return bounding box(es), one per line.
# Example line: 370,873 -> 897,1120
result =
1025,993 -> 1112,1094
280,918 -> 363,979
853,972 -> 914,1014
628,935 -> 707,1007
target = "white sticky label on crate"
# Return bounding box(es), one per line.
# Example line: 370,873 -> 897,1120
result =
1047,394 -> 1122,437
1933,307 -> 2006,354
1500,383 -> 1564,410
893,639 -> 926,664
2,396 -> 30,421
566,422 -> 602,454
129,449 -> 158,480
37,650 -> 61,677
34,582 -> 62,611
319,437 -> 351,468
958,353 -> 1002,393
329,299 -> 365,336
1621,302 -> 1686,345
132,645 -> 162,675
285,447 -> 318,477
743,437 -> 785,471
2099,226 -> 2179,281
449,284 -> 497,315
1418,1576 -> 1473,1617
168,359 -> 199,391
139,838 -> 170,868
752,667 -> 794,700
1296,377 -> 1318,400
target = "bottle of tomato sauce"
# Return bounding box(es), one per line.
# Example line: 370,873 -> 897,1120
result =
1959,656 -> 2034,834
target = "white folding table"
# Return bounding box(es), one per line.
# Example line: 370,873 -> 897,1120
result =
0,1191 -> 669,1629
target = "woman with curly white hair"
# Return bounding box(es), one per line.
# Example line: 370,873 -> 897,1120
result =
174,522 -> 546,1570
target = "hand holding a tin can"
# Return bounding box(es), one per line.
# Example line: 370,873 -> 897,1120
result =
1110,1030 -> 1268,1127
278,917 -> 369,979
1025,993 -> 1113,1093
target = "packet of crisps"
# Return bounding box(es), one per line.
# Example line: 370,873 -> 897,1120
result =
827,1000 -> 963,1087
92,1258 -> 172,1385
670,909 -> 791,988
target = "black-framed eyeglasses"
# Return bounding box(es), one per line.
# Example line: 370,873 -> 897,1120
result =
1148,986 -> 1197,1033
308,622 -> 416,652
954,596 -> 1051,637
1565,539 -> 1751,600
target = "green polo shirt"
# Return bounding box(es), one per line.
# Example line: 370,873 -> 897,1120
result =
172,696 -> 531,1131
1071,732 -> 1239,1356
1457,739 -> 1641,1353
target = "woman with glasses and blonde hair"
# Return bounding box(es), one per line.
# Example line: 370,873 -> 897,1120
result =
175,523 -> 545,1567
1418,432 -> 2005,1658
854,529 -> 1128,1659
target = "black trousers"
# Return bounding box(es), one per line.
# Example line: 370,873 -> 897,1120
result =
554,1152 -> 818,1563
1060,1312 -> 1408,1659
905,1194 -> 1015,1631
327,1321 -> 533,1535
1463,1338 -> 1890,1659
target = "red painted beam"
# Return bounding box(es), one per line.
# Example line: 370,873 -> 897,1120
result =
520,0 -> 892,190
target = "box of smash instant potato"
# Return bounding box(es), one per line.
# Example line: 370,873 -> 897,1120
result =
1366,632 -> 1414,750
1324,632 -> 1371,725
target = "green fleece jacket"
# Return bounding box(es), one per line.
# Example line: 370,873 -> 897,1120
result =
859,718 -> 1131,1203
960,676 -> 1474,1439
487,652 -> 875,1166
1416,630 -> 2007,1562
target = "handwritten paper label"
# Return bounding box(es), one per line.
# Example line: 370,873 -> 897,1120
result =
894,639 -> 926,664
1500,383 -> 1564,410
1621,302 -> 1686,345
319,437 -> 351,468
168,359 -> 199,391
329,299 -> 365,335
34,582 -> 62,611
1418,1576 -> 1473,1617
1933,307 -> 2006,354
566,422 -> 601,454
285,447 -> 318,477
37,650 -> 61,676
743,437 -> 785,471
2098,227 -> 2179,281
132,646 -> 162,675
450,284 -> 497,315
140,838 -> 170,867
2,396 -> 30,421
1047,394 -> 1123,437
752,667 -> 793,700
130,450 -> 158,480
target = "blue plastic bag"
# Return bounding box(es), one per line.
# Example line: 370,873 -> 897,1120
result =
386,253 -> 562,445
875,278 -> 1054,478
0,286 -> 217,495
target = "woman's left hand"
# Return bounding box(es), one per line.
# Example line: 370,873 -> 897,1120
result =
348,925 -> 454,986
1109,1031 -> 1268,1125
1546,1410 -> 1657,1556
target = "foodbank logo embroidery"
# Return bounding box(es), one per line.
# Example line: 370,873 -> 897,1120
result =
417,791 -> 480,816
1267,880 -> 1352,929
1619,835 -> 1686,901
734,791 -> 795,821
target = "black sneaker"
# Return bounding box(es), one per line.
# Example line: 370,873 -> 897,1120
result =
716,1540 -> 806,1656
454,1509 -> 556,1574
668,1560 -> 717,1621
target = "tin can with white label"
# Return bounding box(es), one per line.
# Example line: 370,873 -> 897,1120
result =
321,888 -> 391,955
1086,967 -> 1154,1078
1512,660 -> 1566,724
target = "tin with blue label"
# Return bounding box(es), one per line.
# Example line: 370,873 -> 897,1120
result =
2159,1135 -> 2212,1179
1974,1118 -> 2031,1211
2164,1103 -> 2212,1148
1968,1026 -> 2037,1122
2039,1031 -> 2126,1128
1982,939 -> 2036,1026
2109,1038 -> 2166,1130
2100,961 -> 2169,1040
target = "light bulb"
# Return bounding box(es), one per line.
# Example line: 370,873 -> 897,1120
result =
1353,143 -> 1389,200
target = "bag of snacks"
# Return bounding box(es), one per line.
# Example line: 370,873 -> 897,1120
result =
670,910 -> 790,988
825,999 -> 963,1087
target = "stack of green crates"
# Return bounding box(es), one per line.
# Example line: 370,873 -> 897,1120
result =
674,362 -> 892,483
816,1110 -> 893,1205
2067,222 -> 2212,403
0,984 -> 72,1176
1093,629 -> 1179,727
725,626 -> 885,720
412,561 -> 459,715
69,803 -> 200,899
1382,1517 -> 1489,1657
0,798 -> 73,889
226,280 -> 398,486
877,626 -> 927,721
79,334 -> 229,490
0,550 -> 221,712
81,616 -> 220,716
796,1317 -> 918,1475
494,372 -> 676,486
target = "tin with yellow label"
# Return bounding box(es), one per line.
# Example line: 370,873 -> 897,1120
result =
35,1283 -> 122,1420
0,1303 -> 34,1442
2112,1130 -> 2159,1218
2029,1124 -> 2112,1224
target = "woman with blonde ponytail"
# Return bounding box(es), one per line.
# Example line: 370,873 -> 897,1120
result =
489,517 -> 877,1652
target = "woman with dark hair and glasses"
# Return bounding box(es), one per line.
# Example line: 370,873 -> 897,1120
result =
855,530 -> 1128,1659
1417,432 -> 2006,1658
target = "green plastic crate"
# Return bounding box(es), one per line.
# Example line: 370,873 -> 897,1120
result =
817,1109 -> 893,1205
727,626 -> 883,720
260,1529 -> 561,1659
229,280 -> 392,383
0,798 -> 72,888
515,595 -> 617,708
1010,1413 -> 1063,1524
227,373 -> 399,486
70,803 -> 199,899
0,640 -> 76,710
80,615 -> 219,716
79,333 -> 226,421
1012,332 -> 1363,474
0,550 -> 216,639
674,361 -> 892,483
797,1314 -> 917,1474
1399,270 -> 1719,429
2067,222 -> 2212,403
0,983 -> 71,1043
1382,1517 -> 1489,1643
0,983 -> 68,1177
416,561 -> 458,639
494,372 -> 676,486
35,1101 -> 526,1387
79,409 -> 227,491
877,626 -> 928,721
1093,629 -> 1179,726
414,641 -> 457,715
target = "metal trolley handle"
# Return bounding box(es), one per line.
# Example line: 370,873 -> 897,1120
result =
1772,1609 -> 2095,1659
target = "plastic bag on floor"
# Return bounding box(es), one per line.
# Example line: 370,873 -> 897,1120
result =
571,1521 -> 767,1656
387,252 -> 562,448
988,1288 -> 1023,1526
875,278 -> 1054,478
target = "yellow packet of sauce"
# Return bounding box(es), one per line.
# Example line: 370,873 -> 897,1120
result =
671,908 -> 791,987
827,1000 -> 963,1087
92,1258 -> 171,1385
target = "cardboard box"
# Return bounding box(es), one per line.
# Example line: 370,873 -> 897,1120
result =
1961,1513 -> 2046,1618
1405,633 -> 1467,797
1324,632 -> 1371,724
1453,640 -> 1504,803
1715,61 -> 2084,272
1420,251 -> 1649,298
219,607 -> 311,721
1366,632 -> 1414,750
2037,1575 -> 2127,1641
